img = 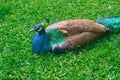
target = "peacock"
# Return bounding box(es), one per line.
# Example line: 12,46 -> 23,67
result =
30,17 -> 120,53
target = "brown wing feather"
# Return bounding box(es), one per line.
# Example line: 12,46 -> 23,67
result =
46,19 -> 107,36
63,32 -> 104,49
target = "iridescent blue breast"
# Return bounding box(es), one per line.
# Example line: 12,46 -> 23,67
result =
32,32 -> 50,53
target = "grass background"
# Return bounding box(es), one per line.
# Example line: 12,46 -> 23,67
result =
0,0 -> 120,79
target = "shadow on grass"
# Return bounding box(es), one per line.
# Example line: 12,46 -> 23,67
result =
69,32 -> 120,55
0,5 -> 12,22
36,32 -> 120,57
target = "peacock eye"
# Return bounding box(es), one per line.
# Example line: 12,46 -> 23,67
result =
35,26 -> 39,30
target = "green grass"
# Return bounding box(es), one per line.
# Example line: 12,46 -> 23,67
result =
0,0 -> 120,79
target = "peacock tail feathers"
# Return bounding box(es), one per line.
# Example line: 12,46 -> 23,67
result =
96,17 -> 120,32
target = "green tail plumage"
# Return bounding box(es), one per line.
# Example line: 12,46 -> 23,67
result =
96,17 -> 120,32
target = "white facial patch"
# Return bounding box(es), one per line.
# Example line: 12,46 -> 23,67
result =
38,27 -> 42,31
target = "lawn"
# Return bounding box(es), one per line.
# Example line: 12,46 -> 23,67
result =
0,0 -> 120,80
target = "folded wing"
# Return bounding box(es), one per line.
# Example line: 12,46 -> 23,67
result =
46,19 -> 107,36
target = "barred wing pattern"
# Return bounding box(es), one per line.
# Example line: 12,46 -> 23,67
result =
46,19 -> 107,52
46,19 -> 107,36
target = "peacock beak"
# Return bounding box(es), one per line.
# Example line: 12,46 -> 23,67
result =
30,28 -> 34,32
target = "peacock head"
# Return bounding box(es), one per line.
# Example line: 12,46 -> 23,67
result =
30,18 -> 49,33
31,24 -> 44,32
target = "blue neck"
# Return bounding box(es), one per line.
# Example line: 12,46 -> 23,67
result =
32,31 -> 50,53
